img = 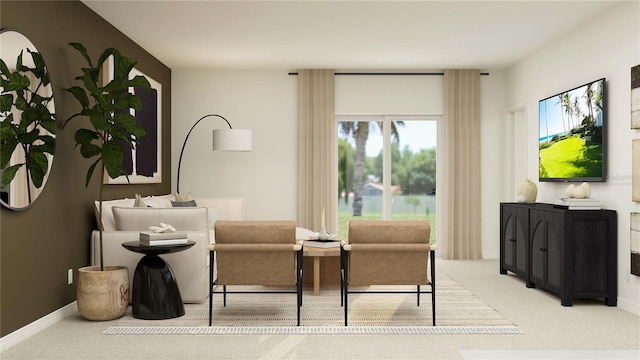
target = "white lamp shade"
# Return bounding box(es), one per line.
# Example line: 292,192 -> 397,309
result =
212,129 -> 252,151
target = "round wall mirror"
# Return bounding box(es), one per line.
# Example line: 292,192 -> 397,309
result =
0,30 -> 56,210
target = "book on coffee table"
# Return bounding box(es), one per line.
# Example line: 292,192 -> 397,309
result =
139,231 -> 188,241
303,240 -> 341,248
140,238 -> 189,246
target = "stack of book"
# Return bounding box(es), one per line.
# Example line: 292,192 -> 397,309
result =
303,240 -> 341,248
139,231 -> 188,246
554,198 -> 601,210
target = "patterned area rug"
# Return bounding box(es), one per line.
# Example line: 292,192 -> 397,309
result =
104,272 -> 521,335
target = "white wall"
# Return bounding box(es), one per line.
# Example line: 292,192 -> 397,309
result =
481,69 -> 506,259
503,1 -> 640,315
173,69 -> 506,259
171,70 -> 298,221
335,74 -> 443,114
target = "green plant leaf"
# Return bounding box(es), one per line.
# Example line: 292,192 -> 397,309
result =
113,112 -> 137,133
0,94 -> 13,112
80,142 -> 101,158
40,116 -> 56,134
125,93 -> 142,111
81,70 -> 99,94
0,136 -> 18,168
102,140 -> 124,179
5,72 -> 30,92
85,159 -> 100,187
1,164 -> 22,185
74,128 -> 99,146
128,75 -> 151,89
27,150 -> 48,188
63,86 -> 89,108
93,93 -> 113,113
21,107 -> 41,127
34,135 -> 56,155
17,128 -> 39,145
0,58 -> 10,77
28,49 -> 45,76
0,114 -> 15,136
96,48 -> 117,73
14,91 -> 27,111
89,108 -> 111,131
114,53 -> 135,83
68,43 -> 92,67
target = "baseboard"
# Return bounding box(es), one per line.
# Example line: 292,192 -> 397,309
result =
617,296 -> 640,316
0,301 -> 77,352
482,252 -> 498,260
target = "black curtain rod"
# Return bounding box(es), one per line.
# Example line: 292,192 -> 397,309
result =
288,72 -> 490,76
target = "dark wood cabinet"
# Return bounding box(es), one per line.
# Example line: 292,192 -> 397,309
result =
529,208 -> 563,297
500,203 -> 617,306
500,204 -> 531,284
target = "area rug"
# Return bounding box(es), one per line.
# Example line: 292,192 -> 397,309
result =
104,272 -> 521,335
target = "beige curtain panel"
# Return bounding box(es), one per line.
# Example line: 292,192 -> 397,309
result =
296,69 -> 337,233
441,69 -> 482,260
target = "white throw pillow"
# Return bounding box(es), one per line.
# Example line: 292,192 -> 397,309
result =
296,227 -> 316,240
207,207 -> 220,230
95,198 -> 135,231
112,206 -> 209,232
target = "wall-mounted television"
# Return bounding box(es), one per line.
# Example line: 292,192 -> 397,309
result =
538,78 -> 606,182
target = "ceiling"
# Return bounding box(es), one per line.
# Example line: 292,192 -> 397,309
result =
82,0 -> 619,71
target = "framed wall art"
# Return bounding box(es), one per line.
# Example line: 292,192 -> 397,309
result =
631,213 -> 640,276
103,58 -> 162,184
634,139 -> 640,201
632,64 -> 640,129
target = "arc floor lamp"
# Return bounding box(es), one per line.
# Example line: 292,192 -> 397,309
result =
176,114 -> 252,194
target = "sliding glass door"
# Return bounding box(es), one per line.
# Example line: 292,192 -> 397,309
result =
337,115 -> 439,243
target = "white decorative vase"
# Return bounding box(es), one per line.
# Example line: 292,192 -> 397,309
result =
77,266 -> 129,321
565,184 -> 576,198
580,182 -> 591,198
517,179 -> 538,203
318,225 -> 329,240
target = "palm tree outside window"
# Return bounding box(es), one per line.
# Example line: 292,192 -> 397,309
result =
337,115 -> 439,243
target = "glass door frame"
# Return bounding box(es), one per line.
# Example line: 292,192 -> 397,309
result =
335,113 -> 442,242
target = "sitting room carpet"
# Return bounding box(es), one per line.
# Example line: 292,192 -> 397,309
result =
104,271 -> 521,335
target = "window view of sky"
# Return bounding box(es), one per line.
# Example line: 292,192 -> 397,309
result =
366,120 -> 437,156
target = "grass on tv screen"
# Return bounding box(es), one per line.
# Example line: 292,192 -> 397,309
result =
538,78 -> 605,182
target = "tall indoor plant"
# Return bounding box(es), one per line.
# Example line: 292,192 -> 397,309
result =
64,42 -> 150,320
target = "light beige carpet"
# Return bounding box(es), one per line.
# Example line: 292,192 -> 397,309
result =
104,272 -> 520,334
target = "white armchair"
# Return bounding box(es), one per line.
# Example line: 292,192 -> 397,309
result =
91,195 -> 245,303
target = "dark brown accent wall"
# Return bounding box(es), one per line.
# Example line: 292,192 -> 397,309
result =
0,1 -> 171,337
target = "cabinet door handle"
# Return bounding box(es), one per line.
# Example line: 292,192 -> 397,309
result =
509,238 -> 516,242
540,248 -> 547,252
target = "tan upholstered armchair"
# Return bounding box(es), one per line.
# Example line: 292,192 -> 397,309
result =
208,220 -> 303,326
341,220 -> 436,326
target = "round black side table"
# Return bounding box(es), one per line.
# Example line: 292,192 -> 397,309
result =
122,240 -> 195,320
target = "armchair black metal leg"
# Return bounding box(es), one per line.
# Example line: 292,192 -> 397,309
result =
340,268 -> 344,307
223,285 -> 227,307
417,285 -> 420,307
340,247 -> 344,307
430,250 -> 436,326
344,252 -> 349,326
296,249 -> 302,326
431,283 -> 436,326
209,251 -> 214,326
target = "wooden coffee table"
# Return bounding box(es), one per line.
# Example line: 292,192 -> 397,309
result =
303,245 -> 340,295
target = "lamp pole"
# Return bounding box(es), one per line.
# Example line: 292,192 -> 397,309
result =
176,114 -> 232,194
